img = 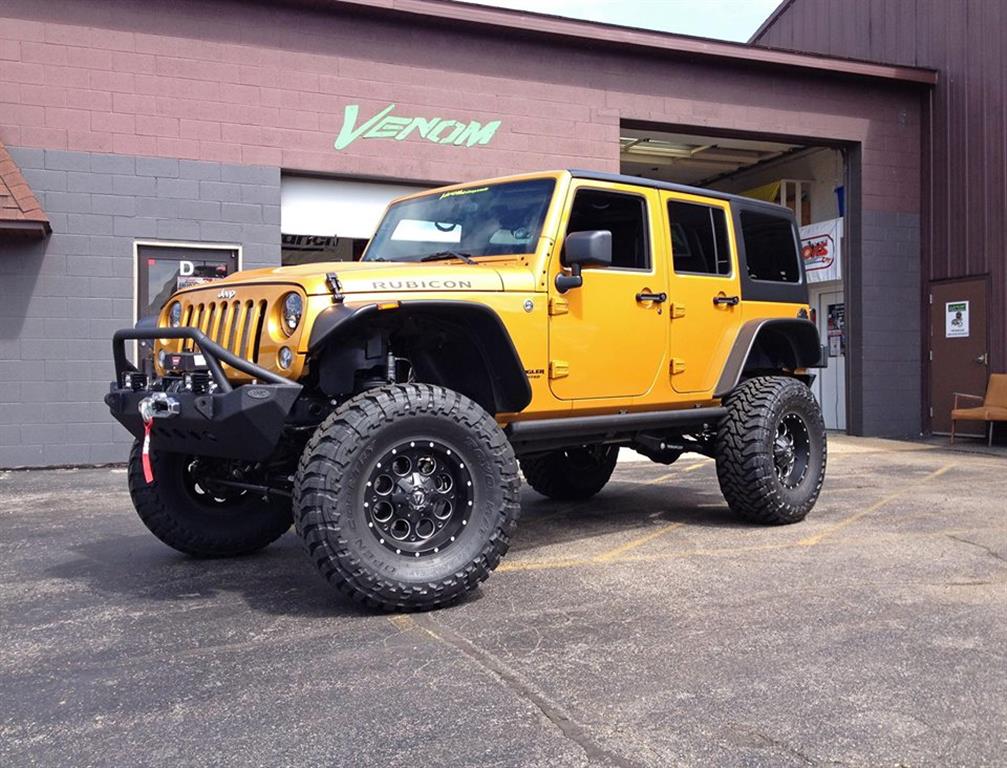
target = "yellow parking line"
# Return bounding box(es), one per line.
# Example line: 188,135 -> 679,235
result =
497,557 -> 593,573
499,522 -> 685,572
499,460 -> 958,575
799,463 -> 956,546
389,614 -> 417,631
620,541 -> 795,562
647,471 -> 678,484
593,521 -> 684,562
619,460 -> 711,485
498,540 -> 794,573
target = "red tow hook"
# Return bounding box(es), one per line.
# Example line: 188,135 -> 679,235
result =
138,397 -> 155,484
137,393 -> 180,485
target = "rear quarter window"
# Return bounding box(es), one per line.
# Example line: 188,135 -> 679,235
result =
740,210 -> 800,283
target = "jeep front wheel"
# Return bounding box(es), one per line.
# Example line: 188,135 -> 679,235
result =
715,376 -> 827,525
293,384 -> 520,611
127,443 -> 292,557
519,445 -> 619,501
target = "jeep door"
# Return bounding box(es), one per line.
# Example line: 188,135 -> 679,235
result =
548,181 -> 668,400
661,192 -> 743,394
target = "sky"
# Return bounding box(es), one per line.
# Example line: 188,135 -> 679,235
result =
460,0 -> 784,42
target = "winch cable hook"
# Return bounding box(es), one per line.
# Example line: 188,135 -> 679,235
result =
138,397 -> 155,484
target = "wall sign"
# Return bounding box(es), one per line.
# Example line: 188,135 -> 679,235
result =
799,217 -> 843,283
945,300 -> 970,338
175,259 -> 227,290
827,302 -> 846,357
282,233 -> 338,252
334,103 -> 502,151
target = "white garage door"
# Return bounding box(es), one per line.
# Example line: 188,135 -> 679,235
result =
281,176 -> 427,240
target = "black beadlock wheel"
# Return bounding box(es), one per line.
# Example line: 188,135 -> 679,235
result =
127,442 -> 292,557
293,384 -> 520,611
519,445 -> 619,501
715,376 -> 827,525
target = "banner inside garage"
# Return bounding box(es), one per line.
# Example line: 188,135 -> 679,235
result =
800,217 -> 843,283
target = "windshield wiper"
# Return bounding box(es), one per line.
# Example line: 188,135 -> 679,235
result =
420,250 -> 477,265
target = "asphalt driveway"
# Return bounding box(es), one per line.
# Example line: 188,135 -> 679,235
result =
1,436 -> 1004,767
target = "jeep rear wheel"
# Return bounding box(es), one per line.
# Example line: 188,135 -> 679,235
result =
715,376 -> 827,525
293,384 -> 520,611
519,445 -> 619,501
127,442 -> 292,557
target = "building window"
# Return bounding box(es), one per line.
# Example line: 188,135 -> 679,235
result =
740,210 -> 800,283
136,243 -> 239,321
668,200 -> 731,276
566,189 -> 650,270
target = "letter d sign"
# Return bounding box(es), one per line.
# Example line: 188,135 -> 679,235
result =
178,260 -> 195,276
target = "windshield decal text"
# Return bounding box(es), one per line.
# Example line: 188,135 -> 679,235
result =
440,187 -> 489,199
334,104 -> 502,151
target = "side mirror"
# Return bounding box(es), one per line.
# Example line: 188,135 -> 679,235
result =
556,230 -> 612,293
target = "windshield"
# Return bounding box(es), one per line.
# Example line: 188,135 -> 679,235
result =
364,178 -> 556,262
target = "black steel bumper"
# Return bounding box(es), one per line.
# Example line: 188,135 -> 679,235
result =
105,327 -> 302,461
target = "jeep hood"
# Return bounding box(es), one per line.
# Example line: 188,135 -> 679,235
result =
197,260 -> 506,296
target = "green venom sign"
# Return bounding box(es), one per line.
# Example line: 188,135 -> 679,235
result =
334,104 -> 502,151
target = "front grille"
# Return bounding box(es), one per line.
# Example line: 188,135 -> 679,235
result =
174,298 -> 268,364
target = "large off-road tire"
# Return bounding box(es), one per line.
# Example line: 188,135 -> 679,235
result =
127,441 -> 292,557
715,376 -> 827,525
293,384 -> 520,611
519,445 -> 619,501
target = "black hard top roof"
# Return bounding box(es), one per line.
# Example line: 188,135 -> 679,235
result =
568,169 -> 792,214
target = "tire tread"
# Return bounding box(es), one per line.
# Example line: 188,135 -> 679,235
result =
715,376 -> 827,525
293,384 -> 520,611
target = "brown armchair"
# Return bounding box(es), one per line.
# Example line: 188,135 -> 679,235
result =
951,373 -> 1007,446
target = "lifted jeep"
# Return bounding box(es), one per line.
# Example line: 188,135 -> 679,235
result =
106,170 -> 827,610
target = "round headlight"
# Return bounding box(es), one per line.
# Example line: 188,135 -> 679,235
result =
278,346 -> 293,369
169,301 -> 182,327
281,292 -> 303,334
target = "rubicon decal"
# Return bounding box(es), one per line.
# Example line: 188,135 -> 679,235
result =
370,279 -> 474,290
334,104 -> 502,151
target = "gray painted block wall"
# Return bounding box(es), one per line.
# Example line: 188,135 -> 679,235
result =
857,210 -> 922,437
0,148 -> 281,468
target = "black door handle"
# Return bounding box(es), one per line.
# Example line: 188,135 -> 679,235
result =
636,291 -> 667,304
712,295 -> 740,306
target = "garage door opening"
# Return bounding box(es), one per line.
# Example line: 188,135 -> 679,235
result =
280,175 -> 427,265
620,126 -> 849,431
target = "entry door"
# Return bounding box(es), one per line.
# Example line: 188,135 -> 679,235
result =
136,244 -> 239,321
663,193 -> 742,394
930,278 -> 989,434
817,289 -> 847,430
548,184 -> 668,400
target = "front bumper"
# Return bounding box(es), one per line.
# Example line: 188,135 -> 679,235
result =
106,326 -> 302,461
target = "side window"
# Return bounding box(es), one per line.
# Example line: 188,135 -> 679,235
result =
668,200 -> 731,276
740,210 -> 801,283
566,189 -> 649,270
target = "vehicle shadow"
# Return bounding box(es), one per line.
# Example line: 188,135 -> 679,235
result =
512,480 -> 756,555
43,482 -> 755,616
45,531 -> 368,618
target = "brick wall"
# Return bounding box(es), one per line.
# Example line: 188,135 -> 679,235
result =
0,0 -> 617,183
0,148 -> 279,467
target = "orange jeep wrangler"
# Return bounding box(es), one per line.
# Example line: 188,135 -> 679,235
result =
107,170 -> 827,610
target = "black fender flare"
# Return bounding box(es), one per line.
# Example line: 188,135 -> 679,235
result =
714,318 -> 824,398
308,300 -> 532,414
